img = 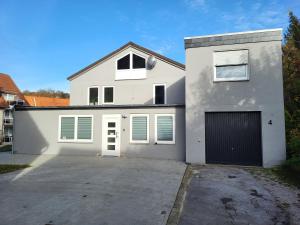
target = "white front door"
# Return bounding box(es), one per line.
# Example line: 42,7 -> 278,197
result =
102,115 -> 121,156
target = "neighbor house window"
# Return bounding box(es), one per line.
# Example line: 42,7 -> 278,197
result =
4,93 -> 16,101
130,114 -> 149,143
59,115 -> 93,142
155,114 -> 175,144
116,52 -> 147,80
102,86 -> 114,104
88,87 -> 99,105
153,84 -> 166,104
214,49 -> 249,81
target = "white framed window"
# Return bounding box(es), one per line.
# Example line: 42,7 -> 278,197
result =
155,114 -> 175,144
115,51 -> 147,80
102,86 -> 114,104
153,84 -> 167,104
4,93 -> 16,101
213,49 -> 249,82
130,114 -> 149,143
58,115 -> 93,142
88,86 -> 99,105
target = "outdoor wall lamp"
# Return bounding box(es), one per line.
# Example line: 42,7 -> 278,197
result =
122,115 -> 128,119
268,120 -> 272,125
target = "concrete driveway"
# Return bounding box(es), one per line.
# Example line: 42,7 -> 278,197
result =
178,166 -> 300,225
0,153 -> 186,225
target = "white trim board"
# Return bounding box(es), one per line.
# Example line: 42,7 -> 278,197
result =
184,28 -> 282,40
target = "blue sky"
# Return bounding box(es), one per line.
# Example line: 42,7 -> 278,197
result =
0,0 -> 299,92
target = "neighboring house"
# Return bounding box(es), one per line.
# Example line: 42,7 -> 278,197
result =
0,73 -> 26,144
24,95 -> 69,107
13,29 -> 286,167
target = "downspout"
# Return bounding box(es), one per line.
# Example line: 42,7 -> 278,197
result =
11,104 -> 15,155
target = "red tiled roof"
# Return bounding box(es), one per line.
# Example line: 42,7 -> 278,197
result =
0,73 -> 26,107
24,95 -> 69,107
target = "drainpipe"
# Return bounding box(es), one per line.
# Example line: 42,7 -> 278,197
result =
11,104 -> 15,155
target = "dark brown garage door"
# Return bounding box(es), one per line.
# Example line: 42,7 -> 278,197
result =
205,112 -> 262,166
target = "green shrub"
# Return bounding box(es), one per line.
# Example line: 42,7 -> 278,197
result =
283,156 -> 300,172
287,134 -> 300,156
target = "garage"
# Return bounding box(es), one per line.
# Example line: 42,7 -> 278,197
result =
205,112 -> 262,166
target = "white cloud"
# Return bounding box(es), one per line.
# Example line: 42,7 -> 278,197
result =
220,0 -> 287,31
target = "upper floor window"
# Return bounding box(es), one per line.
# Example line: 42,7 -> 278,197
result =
88,87 -> 99,105
116,52 -> 147,80
213,50 -> 249,82
153,84 -> 166,104
103,86 -> 114,104
133,54 -> 146,69
117,54 -> 130,70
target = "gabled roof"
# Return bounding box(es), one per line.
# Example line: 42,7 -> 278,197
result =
24,95 -> 69,107
0,73 -> 26,108
67,41 -> 185,81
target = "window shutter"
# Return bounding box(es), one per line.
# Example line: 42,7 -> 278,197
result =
77,117 -> 92,139
61,117 -> 75,139
214,50 -> 248,66
157,116 -> 173,141
132,116 -> 147,140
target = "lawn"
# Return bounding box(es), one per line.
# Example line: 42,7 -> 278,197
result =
249,165 -> 300,189
0,164 -> 30,174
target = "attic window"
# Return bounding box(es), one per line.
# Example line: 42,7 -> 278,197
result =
133,54 -> 146,69
117,54 -> 130,70
116,52 -> 147,80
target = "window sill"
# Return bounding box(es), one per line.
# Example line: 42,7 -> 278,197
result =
130,141 -> 150,144
58,140 -> 93,143
155,141 -> 175,145
213,78 -> 249,82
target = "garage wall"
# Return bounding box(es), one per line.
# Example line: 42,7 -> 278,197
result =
185,29 -> 286,167
13,106 -> 185,161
